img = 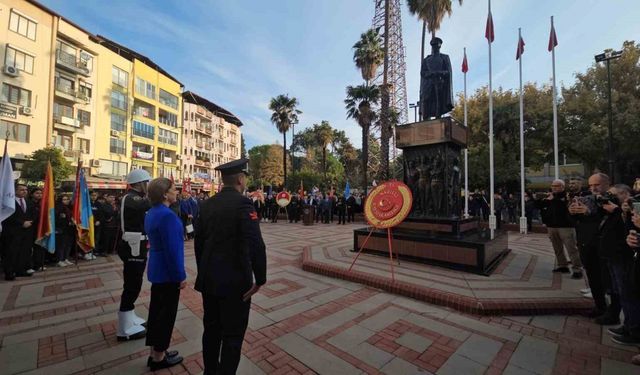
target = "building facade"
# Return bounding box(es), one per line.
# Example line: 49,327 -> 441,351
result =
0,0 -> 190,185
182,91 -> 242,190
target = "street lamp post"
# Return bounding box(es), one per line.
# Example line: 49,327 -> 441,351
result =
409,102 -> 419,123
595,49 -> 622,183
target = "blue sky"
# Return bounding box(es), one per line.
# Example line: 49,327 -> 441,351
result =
40,0 -> 640,150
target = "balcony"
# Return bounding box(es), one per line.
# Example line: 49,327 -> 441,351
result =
132,150 -> 153,160
56,49 -> 91,77
63,149 -> 82,161
53,114 -> 81,132
54,82 -> 90,104
196,141 -> 203,149
205,126 -> 213,135
205,143 -> 212,151
205,161 -> 211,167
195,123 -> 204,132
195,159 -> 204,166
159,136 -> 177,146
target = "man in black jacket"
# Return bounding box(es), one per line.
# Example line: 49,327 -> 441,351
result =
2,184 -> 36,280
195,159 -> 266,375
536,179 -> 583,278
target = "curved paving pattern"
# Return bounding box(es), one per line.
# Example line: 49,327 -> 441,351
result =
0,222 -> 637,375
302,231 -> 594,315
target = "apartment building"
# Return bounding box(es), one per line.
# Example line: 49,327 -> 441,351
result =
182,91 -> 242,190
1,0 -> 187,183
0,0 -> 55,169
93,36 -> 183,180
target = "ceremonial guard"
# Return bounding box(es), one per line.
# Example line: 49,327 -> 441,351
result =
195,159 -> 267,375
116,169 -> 152,341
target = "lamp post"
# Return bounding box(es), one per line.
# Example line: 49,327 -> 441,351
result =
409,102 -> 419,123
595,49 -> 622,183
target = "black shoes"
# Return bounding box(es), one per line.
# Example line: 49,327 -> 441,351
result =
570,272 -> 583,279
608,326 -> 626,337
585,308 -> 605,318
149,353 -> 183,371
611,334 -> 640,346
147,350 -> 179,367
552,267 -> 570,274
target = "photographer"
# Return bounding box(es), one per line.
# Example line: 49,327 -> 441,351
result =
535,179 -> 583,279
601,185 -> 640,345
625,213 -> 640,365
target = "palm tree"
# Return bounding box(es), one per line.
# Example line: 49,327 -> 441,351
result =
352,29 -> 385,83
407,0 -> 463,60
316,121 -> 334,181
345,84 -> 380,195
269,94 -> 301,187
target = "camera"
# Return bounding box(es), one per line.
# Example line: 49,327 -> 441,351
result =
596,191 -> 619,206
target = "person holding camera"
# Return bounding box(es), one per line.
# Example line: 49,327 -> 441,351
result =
536,179 -> 583,279
625,213 -> 640,365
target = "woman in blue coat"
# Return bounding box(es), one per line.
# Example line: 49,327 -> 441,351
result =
144,178 -> 186,370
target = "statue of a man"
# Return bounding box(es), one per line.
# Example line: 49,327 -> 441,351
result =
420,37 -> 454,119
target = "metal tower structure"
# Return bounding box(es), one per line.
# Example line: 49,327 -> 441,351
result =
372,0 -> 409,162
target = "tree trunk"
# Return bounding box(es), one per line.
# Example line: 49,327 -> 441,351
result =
323,146 -> 327,181
379,0 -> 391,181
283,132 -> 287,188
362,123 -> 369,196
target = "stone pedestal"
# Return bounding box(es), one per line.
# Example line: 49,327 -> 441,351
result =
355,117 -> 509,275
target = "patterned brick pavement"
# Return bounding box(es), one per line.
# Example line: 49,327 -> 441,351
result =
0,222 -> 638,375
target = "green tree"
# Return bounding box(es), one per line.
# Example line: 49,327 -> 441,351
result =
352,29 -> 384,83
407,0 -> 464,60
345,84 -> 380,195
240,134 -> 247,159
562,40 -> 640,181
269,94 -> 301,187
248,144 -> 291,188
315,121 -> 334,180
21,147 -> 74,187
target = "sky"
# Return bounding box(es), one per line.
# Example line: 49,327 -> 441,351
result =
39,0 -> 640,150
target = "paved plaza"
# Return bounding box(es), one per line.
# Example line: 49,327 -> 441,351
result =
0,222 -> 638,375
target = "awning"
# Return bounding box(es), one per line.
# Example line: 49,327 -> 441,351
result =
87,180 -> 127,190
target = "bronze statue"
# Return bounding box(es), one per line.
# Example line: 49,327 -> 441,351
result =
420,37 -> 453,119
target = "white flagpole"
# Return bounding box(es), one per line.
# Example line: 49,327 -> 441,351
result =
551,16 -> 559,180
488,0 -> 496,239
463,47 -> 469,219
518,28 -> 527,235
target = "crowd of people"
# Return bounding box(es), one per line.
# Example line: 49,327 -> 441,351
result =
2,168 -> 640,368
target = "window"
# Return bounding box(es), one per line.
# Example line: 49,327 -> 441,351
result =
55,74 -> 74,93
135,77 -> 156,100
159,89 -> 178,109
184,110 -> 188,120
0,120 -> 29,142
78,138 -> 90,154
111,90 -> 127,110
112,66 -> 128,87
159,108 -> 177,127
1,83 -> 31,107
53,102 -> 73,119
78,82 -> 92,100
77,109 -> 90,127
133,100 -> 155,120
158,128 -> 178,145
55,134 -> 72,151
5,46 -> 34,74
109,138 -> 125,155
111,112 -> 126,131
99,159 -> 127,177
9,10 -> 37,40
132,120 -> 155,139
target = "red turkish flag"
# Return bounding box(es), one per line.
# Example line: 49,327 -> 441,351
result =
516,36 -> 525,60
462,51 -> 469,73
485,11 -> 495,43
548,23 -> 558,51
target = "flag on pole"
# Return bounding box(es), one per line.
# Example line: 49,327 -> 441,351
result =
485,9 -> 495,43
344,181 -> 351,198
461,50 -> 469,73
548,21 -> 558,51
298,179 -> 304,198
36,162 -> 55,253
169,171 -> 174,183
516,35 -> 525,60
184,178 -> 192,193
0,139 -> 15,232
72,163 -> 95,252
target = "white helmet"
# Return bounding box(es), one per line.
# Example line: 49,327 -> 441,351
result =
126,169 -> 151,185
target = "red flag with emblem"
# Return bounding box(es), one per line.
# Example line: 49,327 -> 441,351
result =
485,10 -> 495,43
548,21 -> 558,51
516,35 -> 525,60
462,50 -> 469,73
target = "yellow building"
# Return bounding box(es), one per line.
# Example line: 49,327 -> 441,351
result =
0,1 -> 184,183
92,36 -> 183,180
0,0 -> 56,168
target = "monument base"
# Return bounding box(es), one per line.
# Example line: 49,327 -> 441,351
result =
353,225 -> 509,275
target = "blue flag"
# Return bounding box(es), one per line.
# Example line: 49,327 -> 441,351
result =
344,181 -> 351,198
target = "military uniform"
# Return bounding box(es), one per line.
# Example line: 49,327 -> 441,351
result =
118,189 -> 151,313
194,159 -> 267,375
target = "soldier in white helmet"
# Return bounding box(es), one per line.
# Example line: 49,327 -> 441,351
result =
116,169 -> 152,341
